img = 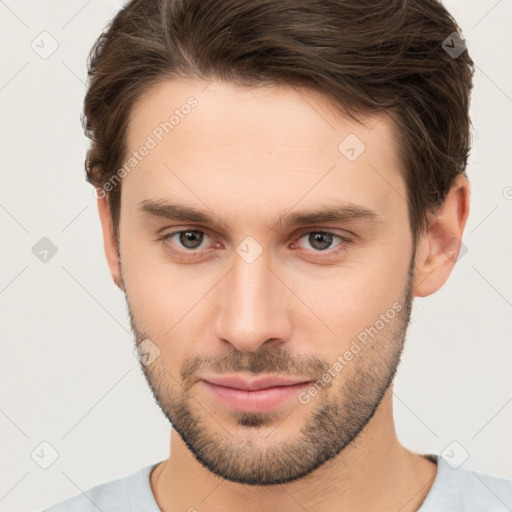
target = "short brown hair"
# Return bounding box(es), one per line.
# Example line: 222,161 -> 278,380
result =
83,0 -> 474,246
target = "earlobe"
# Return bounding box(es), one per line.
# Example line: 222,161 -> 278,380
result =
96,192 -> 123,291
412,174 -> 470,298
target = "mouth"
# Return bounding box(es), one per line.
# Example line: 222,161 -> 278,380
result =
199,375 -> 314,413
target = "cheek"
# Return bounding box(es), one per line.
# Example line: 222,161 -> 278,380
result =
288,243 -> 410,344
120,239 -> 219,355
120,237 -> 177,334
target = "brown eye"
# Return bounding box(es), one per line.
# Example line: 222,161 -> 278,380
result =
161,229 -> 210,255
177,230 -> 204,249
294,230 -> 352,258
307,232 -> 335,251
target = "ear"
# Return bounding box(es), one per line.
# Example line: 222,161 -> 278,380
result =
97,192 -> 123,291
412,174 -> 470,297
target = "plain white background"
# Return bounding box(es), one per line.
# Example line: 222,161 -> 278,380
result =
0,1 -> 511,511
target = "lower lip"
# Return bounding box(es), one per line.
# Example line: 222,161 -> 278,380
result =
201,380 -> 312,413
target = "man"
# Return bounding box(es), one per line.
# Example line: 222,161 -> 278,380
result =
40,0 -> 511,510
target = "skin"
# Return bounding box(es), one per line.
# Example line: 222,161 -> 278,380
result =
97,79 -> 470,512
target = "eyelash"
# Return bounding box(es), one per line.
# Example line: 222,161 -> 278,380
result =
158,228 -> 352,260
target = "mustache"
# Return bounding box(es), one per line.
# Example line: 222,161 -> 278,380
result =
179,346 -> 330,383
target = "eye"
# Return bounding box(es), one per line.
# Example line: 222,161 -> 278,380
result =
159,229 -> 214,259
158,228 -> 352,260
294,230 -> 351,256
168,229 -> 207,250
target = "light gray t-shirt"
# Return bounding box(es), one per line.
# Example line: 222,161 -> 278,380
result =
38,454 -> 512,511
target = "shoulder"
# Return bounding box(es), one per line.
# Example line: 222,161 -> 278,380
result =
420,455 -> 512,512
37,463 -> 160,512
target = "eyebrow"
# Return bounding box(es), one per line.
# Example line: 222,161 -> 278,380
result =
137,198 -> 382,230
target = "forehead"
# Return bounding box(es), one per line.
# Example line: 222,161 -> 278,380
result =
123,79 -> 407,229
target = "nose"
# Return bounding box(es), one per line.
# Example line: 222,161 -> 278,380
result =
213,250 -> 293,352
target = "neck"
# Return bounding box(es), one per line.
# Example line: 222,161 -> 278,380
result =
150,385 -> 437,512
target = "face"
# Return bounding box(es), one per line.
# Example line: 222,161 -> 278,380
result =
116,79 -> 416,485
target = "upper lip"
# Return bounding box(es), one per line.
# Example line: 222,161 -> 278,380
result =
201,374 -> 313,391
